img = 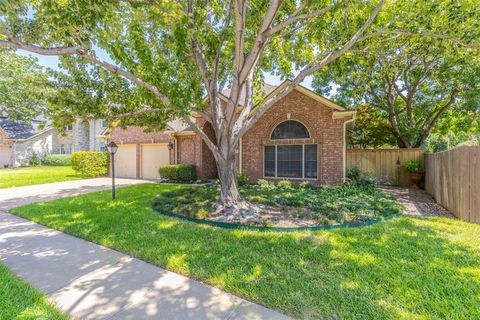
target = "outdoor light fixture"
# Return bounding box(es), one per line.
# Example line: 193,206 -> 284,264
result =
168,141 -> 174,150
106,141 -> 118,200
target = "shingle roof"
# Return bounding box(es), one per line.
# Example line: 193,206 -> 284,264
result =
0,117 -> 49,140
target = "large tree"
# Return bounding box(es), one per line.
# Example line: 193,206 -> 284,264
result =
0,51 -> 53,122
312,4 -> 480,148
1,0 -> 476,219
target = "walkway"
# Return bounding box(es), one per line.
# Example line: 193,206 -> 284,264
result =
0,179 -> 289,319
380,186 -> 454,218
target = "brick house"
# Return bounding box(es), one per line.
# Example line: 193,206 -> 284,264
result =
107,81 -> 356,184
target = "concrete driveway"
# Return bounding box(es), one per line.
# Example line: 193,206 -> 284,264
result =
0,178 -> 290,319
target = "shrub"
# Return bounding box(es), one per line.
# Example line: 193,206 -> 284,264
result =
236,172 -> 249,186
257,179 -> 273,189
29,152 -> 41,166
159,164 -> 197,182
346,166 -> 378,186
71,151 -> 109,177
277,180 -> 293,189
403,160 -> 423,172
43,154 -> 72,166
299,181 -> 315,189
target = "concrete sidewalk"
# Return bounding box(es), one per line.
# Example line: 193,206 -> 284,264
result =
0,179 -> 290,319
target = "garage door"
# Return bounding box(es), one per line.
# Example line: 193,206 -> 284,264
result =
141,144 -> 170,180
0,145 -> 12,168
115,144 -> 137,178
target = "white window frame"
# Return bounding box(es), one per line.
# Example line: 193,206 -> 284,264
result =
263,144 -> 318,180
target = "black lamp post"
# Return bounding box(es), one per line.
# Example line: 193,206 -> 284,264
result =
106,141 -> 118,200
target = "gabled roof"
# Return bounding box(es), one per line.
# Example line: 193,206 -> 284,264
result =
0,117 -> 50,140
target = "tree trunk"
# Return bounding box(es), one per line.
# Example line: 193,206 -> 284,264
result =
212,150 -> 260,223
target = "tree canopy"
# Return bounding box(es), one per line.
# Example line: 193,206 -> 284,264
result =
0,51 -> 52,122
312,0 -> 480,148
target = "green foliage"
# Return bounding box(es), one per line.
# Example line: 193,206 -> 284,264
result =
346,167 -> 378,186
13,184 -> 480,319
403,160 -> 423,173
153,182 -> 401,223
71,151 -> 109,177
159,164 -> 197,182
28,153 -> 41,166
42,154 -> 72,166
236,172 -> 249,186
348,104 -> 396,148
313,0 -> 480,148
0,52 -> 54,123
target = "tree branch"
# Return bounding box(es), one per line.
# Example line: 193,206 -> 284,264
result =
0,33 -> 171,106
239,0 -> 386,138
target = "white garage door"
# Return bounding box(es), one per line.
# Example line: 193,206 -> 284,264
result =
115,144 -> 137,178
0,145 -> 12,168
141,144 -> 170,180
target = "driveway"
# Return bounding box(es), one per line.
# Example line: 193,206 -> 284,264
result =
0,179 -> 290,319
0,177 -> 151,211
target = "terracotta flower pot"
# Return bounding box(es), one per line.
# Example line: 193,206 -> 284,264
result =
409,171 -> 424,188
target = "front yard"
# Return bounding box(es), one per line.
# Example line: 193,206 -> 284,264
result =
11,183 -> 480,319
0,166 -> 83,188
0,262 -> 66,319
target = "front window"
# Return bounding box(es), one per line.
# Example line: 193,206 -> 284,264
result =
264,144 -> 317,179
64,124 -> 73,131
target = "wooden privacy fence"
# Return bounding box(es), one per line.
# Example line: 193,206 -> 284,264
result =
346,149 -> 424,186
425,146 -> 480,223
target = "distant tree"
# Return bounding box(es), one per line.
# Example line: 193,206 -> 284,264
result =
0,51 -> 52,122
347,104 -> 396,148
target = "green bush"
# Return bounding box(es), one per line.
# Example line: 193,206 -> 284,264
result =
346,166 -> 378,186
29,153 -> 41,166
71,151 -> 109,177
43,154 -> 72,166
159,164 -> 197,182
236,172 -> 249,186
403,160 -> 423,172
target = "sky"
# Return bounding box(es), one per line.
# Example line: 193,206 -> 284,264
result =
16,49 -> 315,90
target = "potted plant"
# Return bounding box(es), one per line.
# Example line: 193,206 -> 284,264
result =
403,160 -> 424,188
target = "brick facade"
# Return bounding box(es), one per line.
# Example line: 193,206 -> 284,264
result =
240,90 -> 345,184
108,88 -> 350,184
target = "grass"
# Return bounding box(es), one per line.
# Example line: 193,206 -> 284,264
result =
0,262 -> 66,319
11,184 -> 480,319
0,166 -> 83,188
153,181 -> 402,224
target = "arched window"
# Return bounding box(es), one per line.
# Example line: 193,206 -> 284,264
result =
271,120 -> 310,140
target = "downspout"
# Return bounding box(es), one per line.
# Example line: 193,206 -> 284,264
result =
343,115 -> 355,182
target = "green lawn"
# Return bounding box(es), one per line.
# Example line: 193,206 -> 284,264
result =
0,262 -> 66,319
11,184 -> 480,319
0,166 -> 83,188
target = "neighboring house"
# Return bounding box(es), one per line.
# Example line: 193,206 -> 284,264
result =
107,81 -> 356,184
0,117 -> 107,167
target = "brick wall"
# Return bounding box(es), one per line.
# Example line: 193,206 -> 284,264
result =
241,90 -> 345,185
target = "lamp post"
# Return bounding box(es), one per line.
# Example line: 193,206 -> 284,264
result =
106,141 -> 118,200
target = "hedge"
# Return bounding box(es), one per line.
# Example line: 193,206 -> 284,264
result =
43,154 -> 72,166
71,151 -> 109,177
159,164 -> 197,182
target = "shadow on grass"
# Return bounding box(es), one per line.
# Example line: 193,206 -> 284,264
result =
10,184 -> 480,319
